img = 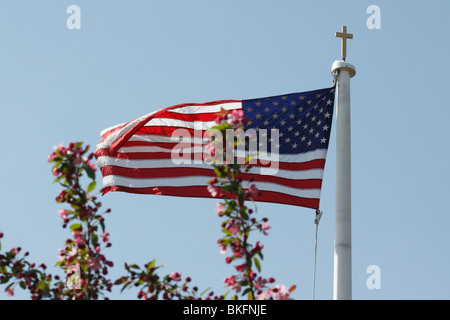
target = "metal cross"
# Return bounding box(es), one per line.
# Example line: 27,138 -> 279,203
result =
335,26 -> 353,61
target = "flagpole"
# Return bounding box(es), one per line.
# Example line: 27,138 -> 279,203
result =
332,26 -> 356,300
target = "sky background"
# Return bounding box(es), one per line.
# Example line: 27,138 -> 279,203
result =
1,0 -> 449,300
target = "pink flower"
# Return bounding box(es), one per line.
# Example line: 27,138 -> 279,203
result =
231,246 -> 245,258
57,249 -> 65,261
66,263 -> 80,275
227,109 -> 245,128
217,239 -> 227,254
224,276 -> 241,293
256,285 -> 293,300
6,287 -> 14,298
246,184 -> 261,198
262,221 -> 271,236
72,231 -> 86,248
207,184 -> 223,198
88,161 -> 97,172
170,272 -> 182,281
226,220 -> 240,235
52,167 -> 60,176
235,263 -> 246,274
102,231 -> 110,243
87,257 -> 102,271
216,202 -> 225,216
58,209 -> 68,220
47,152 -> 56,162
205,141 -> 216,157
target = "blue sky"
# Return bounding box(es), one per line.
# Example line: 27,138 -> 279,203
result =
1,0 -> 449,300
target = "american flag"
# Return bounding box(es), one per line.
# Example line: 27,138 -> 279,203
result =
95,86 -> 335,209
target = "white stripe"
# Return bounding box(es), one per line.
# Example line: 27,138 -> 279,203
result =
96,156 -> 324,180
168,102 -> 242,114
126,134 -> 206,144
144,118 -> 216,130
99,148 -> 328,164
102,175 -> 321,199
97,112 -> 152,149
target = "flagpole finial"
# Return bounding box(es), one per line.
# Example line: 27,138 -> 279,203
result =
335,26 -> 353,61
331,60 -> 356,78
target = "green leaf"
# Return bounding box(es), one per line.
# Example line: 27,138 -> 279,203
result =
222,228 -> 232,236
147,260 -> 156,271
99,219 -> 105,233
70,223 -> 82,232
38,280 -> 46,291
54,260 -> 65,267
241,287 -> 251,296
85,165 -> 96,180
114,276 -> 129,285
199,287 -> 212,296
253,257 -> 261,273
19,281 -> 25,289
87,181 -> 96,193
128,264 -> 140,270
120,280 -> 133,293
91,233 -> 98,247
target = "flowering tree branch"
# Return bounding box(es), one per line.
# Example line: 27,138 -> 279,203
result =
207,109 -> 295,300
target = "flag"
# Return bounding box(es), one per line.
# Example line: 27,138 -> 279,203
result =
95,86 -> 335,209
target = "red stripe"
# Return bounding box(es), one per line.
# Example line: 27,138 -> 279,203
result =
109,100 -> 241,154
100,165 -> 323,189
134,126 -> 204,137
105,185 -> 319,209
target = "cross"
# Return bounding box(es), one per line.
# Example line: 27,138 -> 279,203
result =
335,26 -> 353,61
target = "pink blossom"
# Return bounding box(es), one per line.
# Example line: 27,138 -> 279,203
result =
262,221 -> 271,236
102,231 -> 110,243
252,241 -> 264,254
6,287 -> 14,298
69,247 -> 78,257
72,231 -> 86,248
170,272 -> 182,281
88,161 -> 97,172
66,263 -> 80,275
58,209 -> 68,220
231,246 -> 245,258
235,263 -> 246,274
246,184 -> 261,198
217,239 -> 227,254
52,167 -> 60,176
57,249 -> 65,261
215,202 -> 225,216
205,141 -> 216,157
226,220 -> 240,235
227,109 -> 245,128
87,257 -> 102,271
47,152 -> 56,162
256,285 -> 292,300
224,276 -> 241,293
207,184 -> 223,198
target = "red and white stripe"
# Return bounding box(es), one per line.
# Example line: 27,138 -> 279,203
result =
95,100 -> 328,209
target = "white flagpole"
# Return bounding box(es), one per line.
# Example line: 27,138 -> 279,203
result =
332,26 -> 356,300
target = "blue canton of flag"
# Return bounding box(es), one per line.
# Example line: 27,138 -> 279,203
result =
243,87 -> 335,155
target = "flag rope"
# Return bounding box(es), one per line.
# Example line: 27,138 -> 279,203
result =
312,209 -> 323,300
